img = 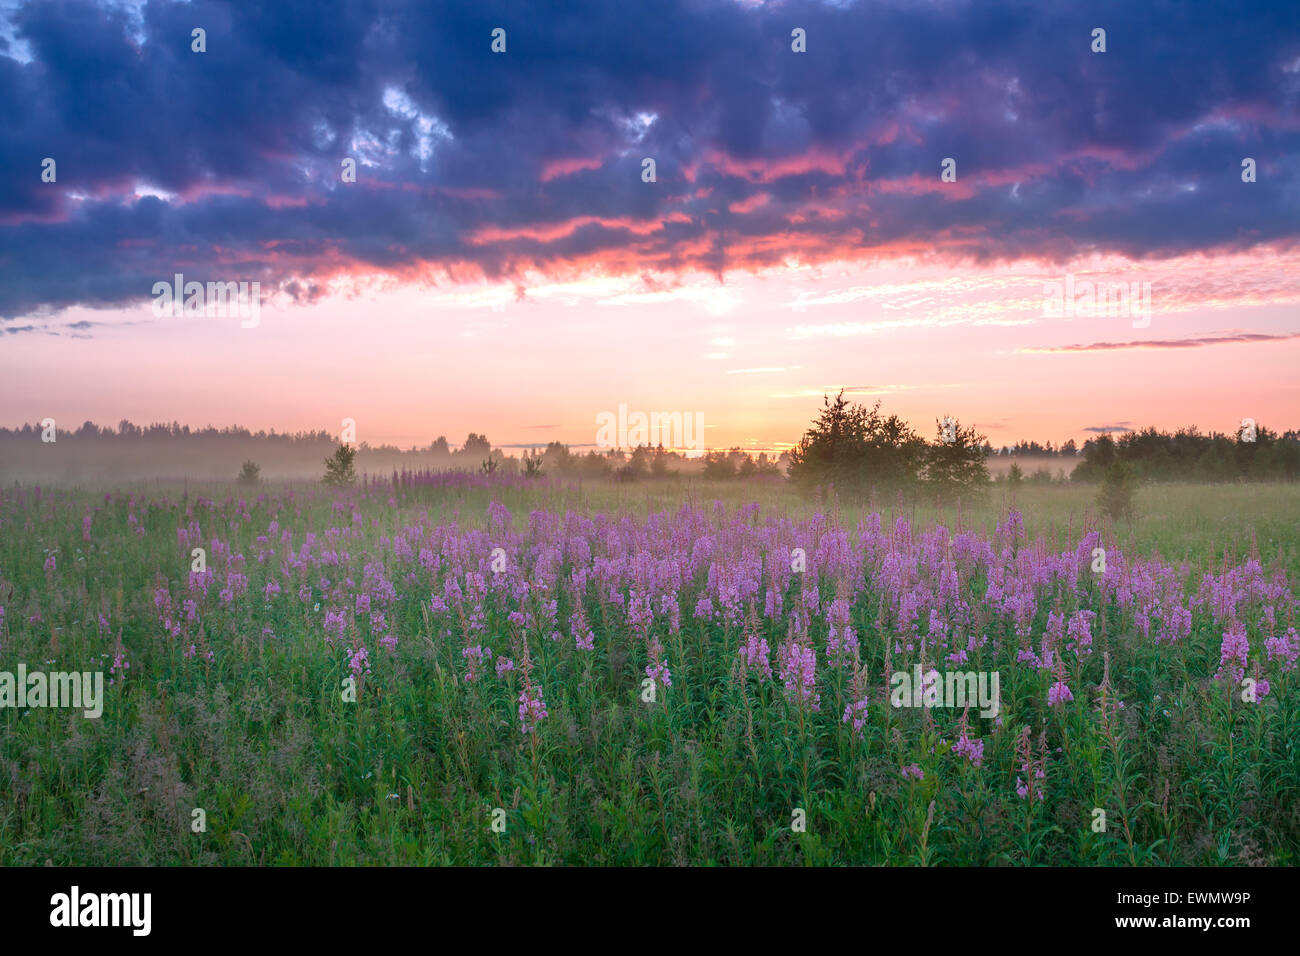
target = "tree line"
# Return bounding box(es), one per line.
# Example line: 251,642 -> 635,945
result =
3,412 -> 1294,486
1072,426 -> 1300,483
784,393 -> 1300,498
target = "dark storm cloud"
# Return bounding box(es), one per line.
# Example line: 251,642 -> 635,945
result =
1,0 -> 1297,319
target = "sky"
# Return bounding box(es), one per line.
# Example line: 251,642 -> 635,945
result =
1,0 -> 1298,453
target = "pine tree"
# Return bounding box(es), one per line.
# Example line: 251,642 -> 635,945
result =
322,444 -> 358,486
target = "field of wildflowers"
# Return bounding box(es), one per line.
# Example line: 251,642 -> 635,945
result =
1,474 -> 1297,865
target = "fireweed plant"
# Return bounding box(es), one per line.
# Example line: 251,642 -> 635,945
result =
0,474 -> 1296,865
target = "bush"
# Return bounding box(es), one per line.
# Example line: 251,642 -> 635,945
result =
1097,461 -> 1138,520
237,460 -> 261,485
702,450 -> 737,480
650,448 -> 671,478
789,395 -> 989,497
322,444 -> 358,486
787,392 -> 926,495
923,418 -> 991,497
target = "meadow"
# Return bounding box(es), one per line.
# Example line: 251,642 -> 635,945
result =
0,475 -> 1297,865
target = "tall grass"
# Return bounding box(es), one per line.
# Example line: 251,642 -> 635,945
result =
0,478 -> 1295,865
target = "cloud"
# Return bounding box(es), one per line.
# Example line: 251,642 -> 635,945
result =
1,0 -> 1298,320
1022,330 -> 1300,353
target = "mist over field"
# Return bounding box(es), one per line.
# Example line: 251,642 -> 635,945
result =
0,423 -> 1264,485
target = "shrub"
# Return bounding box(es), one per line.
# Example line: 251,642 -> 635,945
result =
923,418 -> 991,497
787,392 -> 926,495
702,450 -> 737,480
1097,461 -> 1138,520
322,444 -> 358,486
650,447 -> 671,478
237,460 -> 261,485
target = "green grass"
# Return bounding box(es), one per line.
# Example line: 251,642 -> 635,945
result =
0,478 -> 1297,865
